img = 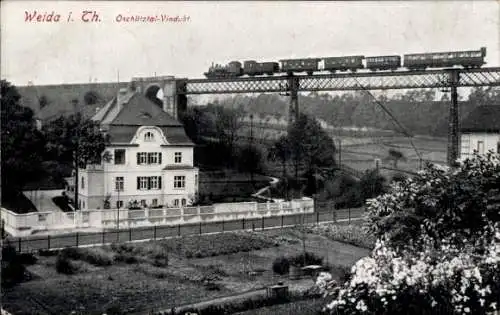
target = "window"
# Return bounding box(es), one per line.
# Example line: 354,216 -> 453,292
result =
81,176 -> 85,189
152,199 -> 158,207
497,142 -> 500,154
136,176 -> 162,190
115,177 -> 124,191
174,199 -> 179,207
137,152 -> 162,165
82,201 -> 85,209
150,176 -> 162,190
174,176 -> 186,189
174,152 -> 182,163
141,199 -> 147,207
181,198 -> 186,206
148,152 -> 160,164
144,131 -> 154,142
116,200 -> 123,209
137,152 -> 147,165
137,177 -> 149,190
114,149 -> 126,165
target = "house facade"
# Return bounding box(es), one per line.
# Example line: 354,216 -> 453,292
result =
70,86 -> 198,210
459,105 -> 500,161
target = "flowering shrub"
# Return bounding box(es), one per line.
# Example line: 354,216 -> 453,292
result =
318,153 -> 500,315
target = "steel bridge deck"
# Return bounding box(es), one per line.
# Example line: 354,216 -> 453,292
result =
183,67 -> 500,94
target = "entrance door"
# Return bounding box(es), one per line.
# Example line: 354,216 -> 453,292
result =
477,141 -> 485,154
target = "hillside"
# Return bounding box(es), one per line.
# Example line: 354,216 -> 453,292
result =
17,82 -> 130,121
217,93 -> 485,137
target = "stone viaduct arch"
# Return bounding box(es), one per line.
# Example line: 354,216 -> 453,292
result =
130,75 -> 187,120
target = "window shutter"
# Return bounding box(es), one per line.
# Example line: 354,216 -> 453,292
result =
137,177 -> 140,189
148,177 -> 151,190
137,153 -> 140,165
158,153 -> 162,164
158,176 -> 162,189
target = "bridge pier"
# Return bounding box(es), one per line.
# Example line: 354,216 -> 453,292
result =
288,76 -> 300,126
446,70 -> 460,167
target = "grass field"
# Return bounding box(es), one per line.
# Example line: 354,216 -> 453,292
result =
341,136 -> 447,174
235,298 -> 326,315
2,227 -> 370,315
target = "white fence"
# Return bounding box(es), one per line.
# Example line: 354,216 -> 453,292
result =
1,198 -> 314,237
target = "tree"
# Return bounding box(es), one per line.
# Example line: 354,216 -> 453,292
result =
319,153 -> 500,315
468,87 -> 500,106
236,145 -> 264,184
268,135 -> 292,178
213,106 -> 243,165
83,90 -> 102,106
1,80 -> 46,195
43,113 -> 110,167
43,113 -> 110,209
385,148 -> 406,168
287,113 -> 336,180
38,94 -> 49,109
359,169 -> 387,201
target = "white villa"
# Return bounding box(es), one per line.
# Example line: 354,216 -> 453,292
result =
66,85 -> 199,210
459,105 -> 500,161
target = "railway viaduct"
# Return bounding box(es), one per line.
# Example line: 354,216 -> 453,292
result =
130,68 -> 500,166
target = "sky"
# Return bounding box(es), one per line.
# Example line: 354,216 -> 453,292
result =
1,1 -> 499,86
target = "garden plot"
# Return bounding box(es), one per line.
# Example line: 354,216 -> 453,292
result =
2,228 -> 370,315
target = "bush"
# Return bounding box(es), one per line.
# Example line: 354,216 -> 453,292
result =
288,252 -> 323,267
56,254 -> 78,274
83,248 -> 114,266
1,245 -> 27,288
272,256 -> 290,275
60,247 -> 114,266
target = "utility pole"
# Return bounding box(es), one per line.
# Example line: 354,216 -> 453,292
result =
446,70 -> 460,167
338,139 -> 342,169
249,114 -> 254,186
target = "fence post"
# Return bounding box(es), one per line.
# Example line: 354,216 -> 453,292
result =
47,235 -> 51,250
129,228 -> 132,242
261,217 -> 264,230
281,215 -> 284,228
18,238 -> 22,253
76,232 -> 79,247
154,225 -> 157,240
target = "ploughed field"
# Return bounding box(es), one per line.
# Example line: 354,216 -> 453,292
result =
2,228 -> 370,315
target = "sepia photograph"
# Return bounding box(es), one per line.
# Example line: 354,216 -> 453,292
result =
1,1 -> 499,314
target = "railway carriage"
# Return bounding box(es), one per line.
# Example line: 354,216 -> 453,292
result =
279,58 -> 321,75
366,55 -> 401,71
403,47 -> 486,70
323,56 -> 365,72
243,61 -> 280,76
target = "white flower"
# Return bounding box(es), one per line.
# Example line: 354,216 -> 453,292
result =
356,300 -> 368,312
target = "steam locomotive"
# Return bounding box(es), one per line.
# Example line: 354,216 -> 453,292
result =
204,47 -> 487,78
